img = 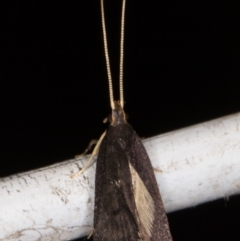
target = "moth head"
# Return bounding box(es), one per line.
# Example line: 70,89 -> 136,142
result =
103,101 -> 128,126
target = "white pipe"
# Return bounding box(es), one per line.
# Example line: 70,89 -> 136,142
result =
1,112 -> 240,241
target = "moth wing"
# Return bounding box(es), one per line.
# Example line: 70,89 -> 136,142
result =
93,131 -> 139,241
93,124 -> 172,241
128,130 -> 173,241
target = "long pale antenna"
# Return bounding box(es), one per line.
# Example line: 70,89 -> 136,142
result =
119,0 -> 126,108
100,0 -> 126,110
100,0 -> 114,110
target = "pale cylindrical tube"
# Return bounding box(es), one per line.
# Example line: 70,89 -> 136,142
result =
1,112 -> 240,241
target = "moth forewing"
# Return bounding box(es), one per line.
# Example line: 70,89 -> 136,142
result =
127,125 -> 173,240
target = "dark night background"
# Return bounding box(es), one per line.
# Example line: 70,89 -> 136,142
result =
1,1 -> 240,240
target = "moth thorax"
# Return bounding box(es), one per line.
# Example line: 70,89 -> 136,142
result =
111,101 -> 127,126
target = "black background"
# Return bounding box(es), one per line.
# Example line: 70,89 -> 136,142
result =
1,1 -> 240,240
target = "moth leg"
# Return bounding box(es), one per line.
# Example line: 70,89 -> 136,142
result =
71,131 -> 106,178
153,167 -> 163,173
75,139 -> 98,158
87,229 -> 94,239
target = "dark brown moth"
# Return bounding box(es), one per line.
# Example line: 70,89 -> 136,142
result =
93,102 -> 172,241
73,0 -> 173,240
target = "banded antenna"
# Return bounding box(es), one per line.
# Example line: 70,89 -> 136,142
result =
100,0 -> 126,110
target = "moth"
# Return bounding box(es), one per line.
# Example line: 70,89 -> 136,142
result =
72,0 -> 173,240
